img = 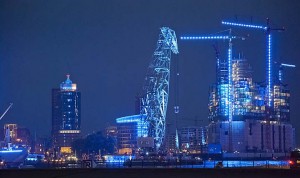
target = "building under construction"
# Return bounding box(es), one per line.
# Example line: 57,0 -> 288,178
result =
207,56 -> 295,153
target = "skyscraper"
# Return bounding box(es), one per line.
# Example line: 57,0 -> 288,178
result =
52,75 -> 81,154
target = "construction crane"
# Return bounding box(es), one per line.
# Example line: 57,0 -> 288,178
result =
0,103 -> 13,121
140,27 -> 179,151
222,18 -> 285,110
276,63 -> 296,83
222,19 -> 285,152
181,29 -> 246,152
273,62 -> 295,124
212,43 -> 221,83
173,48 -> 180,151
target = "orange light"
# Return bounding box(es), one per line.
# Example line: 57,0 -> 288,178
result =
289,160 -> 294,165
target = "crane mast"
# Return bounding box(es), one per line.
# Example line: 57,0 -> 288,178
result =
181,30 -> 245,152
140,27 -> 179,151
277,63 -> 296,82
222,19 -> 285,151
222,18 -> 285,111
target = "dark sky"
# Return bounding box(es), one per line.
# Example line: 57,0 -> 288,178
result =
1,0 -> 300,144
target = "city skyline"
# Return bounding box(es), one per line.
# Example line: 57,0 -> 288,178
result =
1,0 -> 300,145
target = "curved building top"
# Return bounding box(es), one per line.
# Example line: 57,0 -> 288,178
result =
60,74 -> 77,91
116,114 -> 146,124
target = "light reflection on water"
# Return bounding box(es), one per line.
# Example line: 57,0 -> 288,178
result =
103,160 -> 289,169
180,160 -> 289,168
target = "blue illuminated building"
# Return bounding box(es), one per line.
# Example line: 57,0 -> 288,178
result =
209,56 -> 267,121
52,74 -> 81,152
208,61 -> 229,121
184,20 -> 294,154
222,19 -> 285,112
232,57 -> 253,118
115,114 -> 147,154
207,55 -> 294,153
273,85 -> 290,122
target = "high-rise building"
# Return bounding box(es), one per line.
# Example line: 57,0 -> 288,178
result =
273,84 -> 290,122
52,75 -> 81,154
165,133 -> 177,152
115,114 -> 147,154
105,126 -> 118,154
180,126 -> 207,153
232,58 -> 253,119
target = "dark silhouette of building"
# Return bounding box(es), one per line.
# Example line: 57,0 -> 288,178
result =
52,75 -> 81,154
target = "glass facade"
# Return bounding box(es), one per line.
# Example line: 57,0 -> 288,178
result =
116,115 -> 147,154
273,84 -> 290,122
208,57 -> 290,122
207,56 -> 293,153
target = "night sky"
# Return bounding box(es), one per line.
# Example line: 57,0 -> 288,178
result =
1,0 -> 300,145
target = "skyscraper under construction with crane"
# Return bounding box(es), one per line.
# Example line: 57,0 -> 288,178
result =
207,55 -> 295,153
115,20 -> 295,154
181,19 -> 295,153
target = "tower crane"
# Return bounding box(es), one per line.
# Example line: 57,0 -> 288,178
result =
181,30 -> 246,152
222,18 -> 285,110
222,18 -> 285,152
276,63 -> 296,83
140,27 -> 179,151
0,103 -> 13,121
212,43 -> 221,83
273,62 -> 295,124
0,103 -> 13,144
173,48 -> 180,151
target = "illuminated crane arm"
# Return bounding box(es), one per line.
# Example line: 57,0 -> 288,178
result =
0,103 -> 13,121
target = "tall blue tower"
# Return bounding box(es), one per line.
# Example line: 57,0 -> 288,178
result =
52,74 -> 81,153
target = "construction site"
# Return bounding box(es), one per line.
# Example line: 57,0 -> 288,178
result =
115,18 -> 296,156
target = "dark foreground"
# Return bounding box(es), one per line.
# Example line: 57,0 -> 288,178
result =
1,168 -> 300,178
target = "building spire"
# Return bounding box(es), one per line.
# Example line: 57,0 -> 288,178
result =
60,74 -> 77,91
65,74 -> 72,84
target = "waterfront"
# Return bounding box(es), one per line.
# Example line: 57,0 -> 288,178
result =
102,160 -> 289,169
8,159 -> 289,169
1,168 -> 299,178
